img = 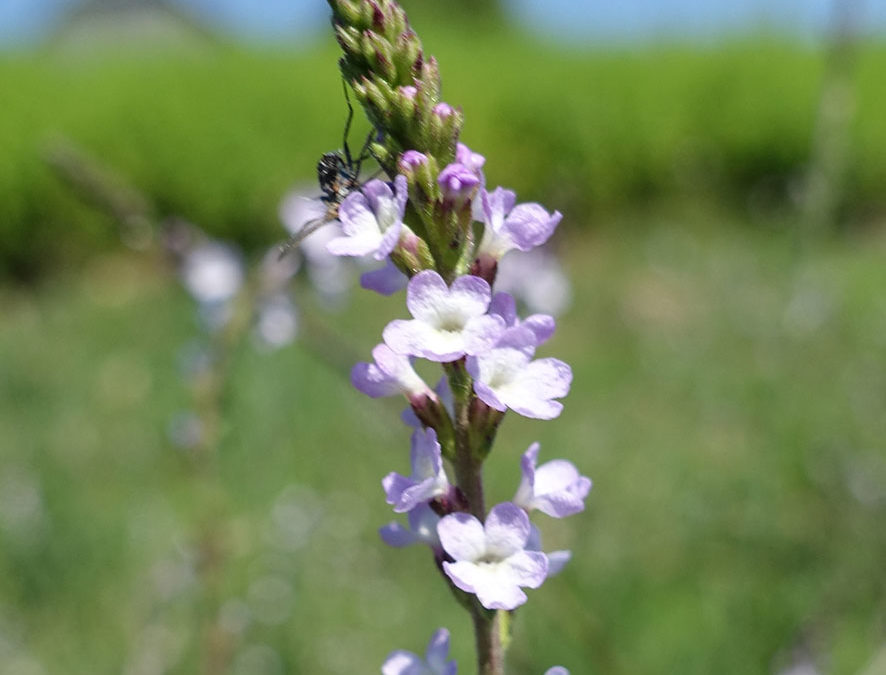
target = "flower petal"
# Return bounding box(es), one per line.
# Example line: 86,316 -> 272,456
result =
405,270 -> 450,323
381,650 -> 423,675
503,203 -> 562,251
379,522 -> 418,548
360,259 -> 408,296
437,512 -> 486,562
500,550 -> 549,590
484,502 -> 530,558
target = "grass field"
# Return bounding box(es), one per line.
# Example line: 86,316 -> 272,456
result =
1,211 -> 884,673
2,34 -> 886,279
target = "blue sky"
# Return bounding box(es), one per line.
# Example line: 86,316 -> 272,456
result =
1,0 -> 884,46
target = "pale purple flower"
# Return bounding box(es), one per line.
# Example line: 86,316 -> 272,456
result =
181,241 -> 244,305
439,502 -> 548,610
352,344 -> 431,400
455,142 -> 485,179
254,293 -> 299,349
514,443 -> 591,518
327,176 -> 407,260
279,189 -> 327,238
545,668 -> 570,675
382,428 -> 451,513
489,292 -> 555,346
527,524 -> 571,577
495,247 -> 572,316
361,259 -> 408,296
379,502 -> 441,549
466,328 -> 572,420
383,271 -> 504,362
381,628 -> 457,675
438,163 -> 480,210
476,187 -> 562,259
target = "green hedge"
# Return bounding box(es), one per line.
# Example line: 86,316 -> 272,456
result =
1,34 -> 885,279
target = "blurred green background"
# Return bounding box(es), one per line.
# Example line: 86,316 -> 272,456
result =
1,1 -> 885,674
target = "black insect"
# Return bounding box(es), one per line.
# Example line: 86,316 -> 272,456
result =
280,83 -> 377,256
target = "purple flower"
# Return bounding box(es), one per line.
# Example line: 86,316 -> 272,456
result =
381,628 -> 457,675
181,241 -> 244,306
455,142 -> 485,180
438,162 -> 480,210
399,150 -> 429,173
466,328 -> 572,420
361,259 -> 408,296
545,668 -> 570,675
476,187 -> 562,259
327,176 -> 407,260
495,247 -> 572,316
489,292 -> 556,346
438,502 -> 548,610
514,443 -> 591,518
527,524 -> 571,577
383,271 -> 504,362
352,344 -> 431,400
382,428 -> 451,513
379,502 -> 441,549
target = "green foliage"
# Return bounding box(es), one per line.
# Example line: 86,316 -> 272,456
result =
1,37 -> 886,280
1,219 -> 884,672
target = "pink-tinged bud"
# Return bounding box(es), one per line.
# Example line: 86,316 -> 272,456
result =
398,84 -> 417,99
399,150 -> 428,172
433,102 -> 454,120
438,162 -> 480,210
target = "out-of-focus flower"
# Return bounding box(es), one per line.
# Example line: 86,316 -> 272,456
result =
180,241 -> 244,306
361,259 -> 408,296
254,293 -> 299,349
495,247 -> 572,317
379,502 -> 441,550
382,628 -> 457,675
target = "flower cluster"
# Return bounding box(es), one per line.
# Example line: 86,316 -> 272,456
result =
343,141 -> 588,669
314,1 -> 591,672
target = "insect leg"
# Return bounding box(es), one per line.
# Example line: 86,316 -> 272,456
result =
341,78 -> 355,167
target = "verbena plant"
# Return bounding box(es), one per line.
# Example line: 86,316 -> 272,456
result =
292,2 -> 593,673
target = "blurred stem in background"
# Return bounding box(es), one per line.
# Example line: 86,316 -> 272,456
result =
46,140 -> 359,672
46,139 -> 242,674
800,0 -> 860,238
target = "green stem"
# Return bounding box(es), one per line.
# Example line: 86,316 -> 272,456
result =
472,608 -> 507,675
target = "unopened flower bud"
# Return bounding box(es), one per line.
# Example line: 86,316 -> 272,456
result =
437,162 -> 480,211
399,149 -> 428,172
433,102 -> 454,120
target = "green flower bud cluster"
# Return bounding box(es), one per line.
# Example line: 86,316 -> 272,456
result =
327,0 -> 464,174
